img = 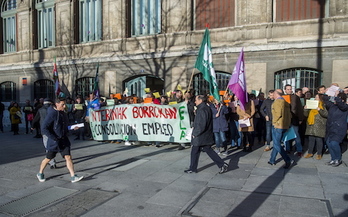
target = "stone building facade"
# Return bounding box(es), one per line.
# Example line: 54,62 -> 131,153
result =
0,0 -> 347,103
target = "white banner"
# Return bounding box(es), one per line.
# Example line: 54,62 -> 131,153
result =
89,102 -> 191,143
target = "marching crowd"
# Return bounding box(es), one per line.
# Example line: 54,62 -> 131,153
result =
0,83 -> 347,182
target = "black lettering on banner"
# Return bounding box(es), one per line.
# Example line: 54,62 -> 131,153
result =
93,123 -> 136,136
141,122 -> 173,136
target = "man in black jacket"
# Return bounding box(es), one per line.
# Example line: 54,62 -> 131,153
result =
260,90 -> 274,151
36,98 -> 83,183
185,95 -> 228,174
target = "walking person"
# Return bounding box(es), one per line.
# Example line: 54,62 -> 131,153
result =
36,98 -> 83,183
32,98 -> 57,168
323,92 -> 348,167
303,94 -> 327,160
9,102 -> 21,135
184,95 -> 228,174
268,89 -> 293,169
260,90 -> 275,151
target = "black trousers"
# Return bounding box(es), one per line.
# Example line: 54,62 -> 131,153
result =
189,145 -> 224,172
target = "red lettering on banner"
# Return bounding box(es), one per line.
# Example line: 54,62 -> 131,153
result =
132,105 -> 177,119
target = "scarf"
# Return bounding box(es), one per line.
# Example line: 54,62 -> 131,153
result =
307,101 -> 324,125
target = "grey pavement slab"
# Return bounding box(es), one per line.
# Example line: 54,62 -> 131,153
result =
0,128 -> 347,216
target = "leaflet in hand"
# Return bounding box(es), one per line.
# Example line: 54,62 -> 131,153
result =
68,123 -> 84,130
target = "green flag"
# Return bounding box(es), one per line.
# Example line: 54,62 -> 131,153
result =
194,28 -> 220,100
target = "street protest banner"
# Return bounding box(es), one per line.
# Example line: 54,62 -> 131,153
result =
89,102 -> 192,143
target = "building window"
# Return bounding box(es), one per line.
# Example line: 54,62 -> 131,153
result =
130,0 -> 161,36
76,77 -> 95,98
79,0 -> 102,43
0,81 -> 16,101
34,79 -> 54,99
195,0 -> 235,30
274,68 -> 322,94
35,0 -> 55,49
193,71 -> 231,96
1,0 -> 16,53
275,0 -> 327,22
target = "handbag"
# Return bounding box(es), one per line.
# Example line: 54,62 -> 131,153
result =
27,113 -> 34,121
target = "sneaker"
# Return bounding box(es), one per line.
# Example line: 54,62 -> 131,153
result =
178,146 -> 185,150
331,160 -> 342,167
124,141 -> 131,146
71,175 -> 84,183
50,164 -> 57,169
36,173 -> 46,182
325,160 -> 335,166
184,169 -> 197,174
219,163 -> 229,174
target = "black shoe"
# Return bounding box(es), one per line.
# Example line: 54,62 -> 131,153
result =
50,165 -> 57,169
219,163 -> 229,174
331,160 -> 342,167
178,146 -> 185,150
74,137 -> 80,140
184,169 -> 196,174
283,160 -> 294,169
325,160 -> 335,166
268,161 -> 275,166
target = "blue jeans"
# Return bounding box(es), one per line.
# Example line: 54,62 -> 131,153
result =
269,127 -> 291,164
214,131 -> 226,148
326,138 -> 341,161
265,121 -> 272,146
285,125 -> 302,152
231,120 -> 242,147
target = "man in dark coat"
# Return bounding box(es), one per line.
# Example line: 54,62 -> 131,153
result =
36,98 -> 83,183
323,92 -> 348,167
185,95 -> 228,174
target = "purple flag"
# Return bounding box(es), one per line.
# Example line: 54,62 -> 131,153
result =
228,48 -> 248,110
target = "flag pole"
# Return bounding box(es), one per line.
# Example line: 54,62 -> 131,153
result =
187,68 -> 195,91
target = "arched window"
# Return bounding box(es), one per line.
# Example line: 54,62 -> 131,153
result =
274,68 -> 322,94
35,0 -> 55,48
0,81 -> 16,101
193,71 -> 231,96
34,79 -> 54,99
124,75 -> 164,97
79,0 -> 102,43
1,0 -> 16,53
75,77 -> 95,98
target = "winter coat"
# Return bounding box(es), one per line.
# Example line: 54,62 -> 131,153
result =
191,103 -> 214,147
237,100 -> 255,132
304,107 -> 327,138
10,107 -> 22,124
210,103 -> 229,132
289,94 -> 305,126
272,97 -> 291,130
32,104 -> 51,129
323,96 -> 348,143
41,106 -> 71,152
260,98 -> 274,121
73,103 -> 87,123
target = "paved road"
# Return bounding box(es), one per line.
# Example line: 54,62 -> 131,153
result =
0,128 -> 347,217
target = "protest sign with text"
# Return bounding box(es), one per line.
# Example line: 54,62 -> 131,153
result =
89,102 -> 191,143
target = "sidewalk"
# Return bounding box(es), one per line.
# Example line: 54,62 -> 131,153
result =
0,128 -> 347,217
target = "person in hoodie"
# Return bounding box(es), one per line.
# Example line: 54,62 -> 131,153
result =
36,98 -> 83,183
